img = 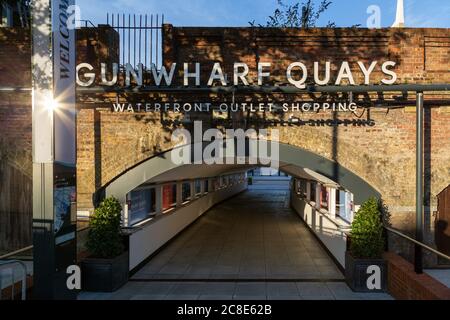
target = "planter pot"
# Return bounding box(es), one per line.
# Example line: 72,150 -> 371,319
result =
345,251 -> 387,292
81,251 -> 129,292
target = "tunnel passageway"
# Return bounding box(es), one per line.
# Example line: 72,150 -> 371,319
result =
131,177 -> 343,281
79,177 -> 393,300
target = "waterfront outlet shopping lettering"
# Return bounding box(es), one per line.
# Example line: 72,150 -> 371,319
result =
76,60 -> 398,88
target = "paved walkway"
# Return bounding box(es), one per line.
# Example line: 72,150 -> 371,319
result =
425,269 -> 450,288
79,179 -> 392,300
79,280 -> 392,300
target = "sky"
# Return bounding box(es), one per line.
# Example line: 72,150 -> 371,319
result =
75,0 -> 450,28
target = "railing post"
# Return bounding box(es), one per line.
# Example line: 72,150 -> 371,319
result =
0,260 -> 27,300
11,268 -> 15,300
415,92 -> 424,274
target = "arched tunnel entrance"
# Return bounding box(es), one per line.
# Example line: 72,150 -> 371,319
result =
80,142 -> 394,299
95,142 -> 378,272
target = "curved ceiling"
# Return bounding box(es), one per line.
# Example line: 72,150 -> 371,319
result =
101,142 -> 379,204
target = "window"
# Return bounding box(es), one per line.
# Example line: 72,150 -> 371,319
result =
337,190 -> 354,223
127,187 -> 156,225
310,182 -> 317,202
1,3 -> 13,27
302,180 -> 308,198
182,182 -> 191,202
335,189 -> 342,216
195,179 -> 202,196
213,178 -> 220,191
204,180 -> 209,193
296,179 -> 307,198
162,184 -> 177,211
321,186 -> 329,209
221,176 -> 227,188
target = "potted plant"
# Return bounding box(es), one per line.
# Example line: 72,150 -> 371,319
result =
345,197 -> 387,292
81,197 -> 129,292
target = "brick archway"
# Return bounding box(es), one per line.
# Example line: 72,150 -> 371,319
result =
95,140 -> 379,206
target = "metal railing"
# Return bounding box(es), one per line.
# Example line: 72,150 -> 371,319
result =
106,13 -> 164,70
384,226 -> 450,264
0,260 -> 27,300
0,245 -> 33,260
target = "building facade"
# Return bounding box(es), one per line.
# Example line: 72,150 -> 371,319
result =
1,25 -> 450,267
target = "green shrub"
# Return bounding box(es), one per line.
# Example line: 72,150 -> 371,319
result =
86,197 -> 124,258
350,197 -> 385,259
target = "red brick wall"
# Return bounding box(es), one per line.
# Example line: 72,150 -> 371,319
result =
0,28 -> 32,253
384,252 -> 450,300
1,26 -> 450,267
0,28 -> 31,87
163,26 -> 450,84
76,27 -> 450,256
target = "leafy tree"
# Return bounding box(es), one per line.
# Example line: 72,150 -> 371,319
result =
250,0 -> 335,28
350,197 -> 385,259
86,197 -> 124,259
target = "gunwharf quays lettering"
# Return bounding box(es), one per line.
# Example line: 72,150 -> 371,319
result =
76,60 -> 398,88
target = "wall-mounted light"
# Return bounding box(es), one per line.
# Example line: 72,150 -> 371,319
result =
44,95 -> 59,111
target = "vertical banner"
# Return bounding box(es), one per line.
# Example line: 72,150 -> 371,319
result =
52,0 -> 77,248
53,0 -> 76,165
32,0 -> 77,300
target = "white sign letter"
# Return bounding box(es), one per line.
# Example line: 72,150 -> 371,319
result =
287,62 -> 308,89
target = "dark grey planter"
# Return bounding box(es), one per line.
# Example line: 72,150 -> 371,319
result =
81,251 -> 129,292
345,251 -> 387,293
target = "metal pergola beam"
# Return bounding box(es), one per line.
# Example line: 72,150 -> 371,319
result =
3,83 -> 450,94
415,92 -> 424,274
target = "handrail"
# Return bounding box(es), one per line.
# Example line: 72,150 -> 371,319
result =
384,226 -> 450,262
0,260 -> 27,300
0,222 -> 87,260
296,196 -> 352,231
0,245 -> 33,260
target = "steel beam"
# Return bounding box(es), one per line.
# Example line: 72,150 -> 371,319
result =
76,83 -> 450,94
